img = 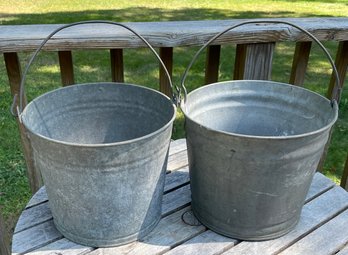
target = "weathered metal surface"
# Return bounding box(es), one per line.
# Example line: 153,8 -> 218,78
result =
21,82 -> 175,247
182,80 -> 338,240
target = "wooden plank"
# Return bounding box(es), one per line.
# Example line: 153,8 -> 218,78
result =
160,173 -> 335,255
14,202 -> 52,233
110,48 -> 124,82
243,42 -> 275,80
12,220 -> 63,255
318,41 -> 348,171
327,40 -> 348,101
15,181 -> 191,254
85,207 -> 206,255
279,208 -> 348,255
162,184 -> 191,217
165,230 -> 238,255
25,187 -> 48,209
164,167 -> 189,194
0,210 -> 10,255
24,238 -> 93,255
3,52 -> 23,97
58,50 -> 75,86
168,139 -> 187,156
1,18 -> 348,52
305,172 -> 335,201
337,244 -> 348,255
233,44 -> 247,80
340,154 -> 348,191
159,47 -> 173,98
289,41 -> 312,86
223,186 -> 348,255
167,150 -> 188,171
205,45 -> 221,85
234,43 -> 275,80
14,173 -> 329,252
4,52 -> 43,194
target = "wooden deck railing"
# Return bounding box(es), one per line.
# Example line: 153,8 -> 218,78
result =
1,17 -> 348,193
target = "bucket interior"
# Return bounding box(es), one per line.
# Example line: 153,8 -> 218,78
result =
183,80 -> 337,137
22,83 -> 175,144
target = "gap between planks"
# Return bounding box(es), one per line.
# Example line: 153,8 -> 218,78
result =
15,172 -> 338,255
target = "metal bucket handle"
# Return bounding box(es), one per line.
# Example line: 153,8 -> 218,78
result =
11,20 -> 180,117
180,20 -> 341,107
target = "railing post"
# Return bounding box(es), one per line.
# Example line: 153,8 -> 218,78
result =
4,52 -> 43,194
58,51 -> 75,86
317,41 -> 348,172
234,43 -> 275,80
0,209 -> 10,255
110,49 -> 124,82
340,154 -> 348,191
205,45 -> 221,84
289,42 -> 312,86
327,41 -> 348,101
159,47 -> 173,97
233,44 -> 247,80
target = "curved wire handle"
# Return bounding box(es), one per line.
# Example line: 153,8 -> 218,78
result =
11,20 -> 180,117
180,20 -> 341,107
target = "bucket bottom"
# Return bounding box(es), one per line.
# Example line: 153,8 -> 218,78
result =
191,204 -> 300,241
53,215 -> 161,247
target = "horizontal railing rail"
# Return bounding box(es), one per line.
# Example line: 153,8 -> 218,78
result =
1,17 -> 348,193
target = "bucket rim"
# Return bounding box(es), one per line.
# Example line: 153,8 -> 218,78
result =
21,82 -> 176,147
181,80 -> 338,140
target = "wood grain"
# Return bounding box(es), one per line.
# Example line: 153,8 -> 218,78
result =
14,202 -> 52,233
168,139 -> 187,156
243,42 -> 275,80
3,52 -> 23,97
162,184 -> 191,217
110,48 -> 124,82
24,238 -> 93,255
289,41 -> 312,86
167,150 -> 188,171
305,172 -> 335,201
327,40 -> 348,101
12,220 -> 62,255
205,45 -> 221,85
165,230 -> 238,255
4,52 -> 43,194
159,47 -> 173,97
0,210 -> 10,255
164,167 -> 189,194
340,154 -> 348,191
1,18 -> 347,52
279,208 -> 348,255
58,50 -> 75,86
233,44 -> 247,80
223,186 -> 348,255
86,207 -> 205,255
336,244 -> 348,255
234,43 -> 275,80
11,139 -> 348,255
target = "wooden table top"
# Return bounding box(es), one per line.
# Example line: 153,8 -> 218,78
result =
12,139 -> 348,255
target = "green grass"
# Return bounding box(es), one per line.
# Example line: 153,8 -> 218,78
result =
0,0 -> 347,236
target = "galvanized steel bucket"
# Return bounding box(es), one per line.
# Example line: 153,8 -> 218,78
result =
12,21 -> 177,247
180,21 -> 340,240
